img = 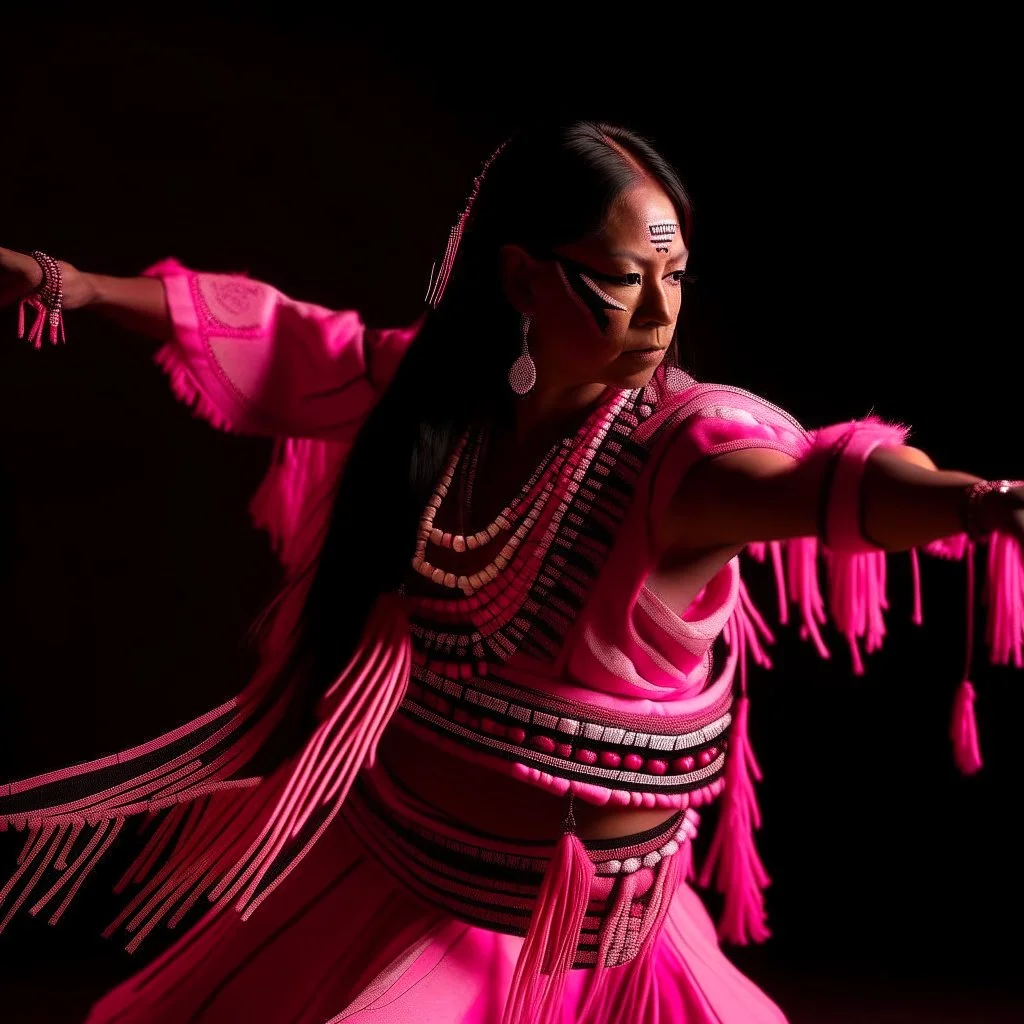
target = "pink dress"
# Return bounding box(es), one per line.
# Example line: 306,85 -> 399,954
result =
1,261 -> 1013,1023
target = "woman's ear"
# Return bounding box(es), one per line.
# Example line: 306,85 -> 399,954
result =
499,244 -> 542,315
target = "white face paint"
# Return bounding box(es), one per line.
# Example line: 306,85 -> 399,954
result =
577,273 -> 629,311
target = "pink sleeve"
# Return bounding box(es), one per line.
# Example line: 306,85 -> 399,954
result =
647,387 -> 811,540
143,258 -> 416,439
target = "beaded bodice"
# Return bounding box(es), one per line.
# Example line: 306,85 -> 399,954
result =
394,374 -> 738,809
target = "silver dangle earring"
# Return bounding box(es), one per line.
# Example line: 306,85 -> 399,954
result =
508,314 -> 537,395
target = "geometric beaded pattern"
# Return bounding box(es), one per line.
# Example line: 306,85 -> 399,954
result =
402,661 -> 731,794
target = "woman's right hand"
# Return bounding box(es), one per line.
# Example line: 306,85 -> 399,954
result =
0,246 -> 94,311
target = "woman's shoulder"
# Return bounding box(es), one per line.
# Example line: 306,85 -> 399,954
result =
645,366 -> 809,456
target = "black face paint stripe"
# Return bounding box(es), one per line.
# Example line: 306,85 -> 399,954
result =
556,261 -> 622,333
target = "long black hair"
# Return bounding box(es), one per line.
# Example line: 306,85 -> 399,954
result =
277,120 -> 694,720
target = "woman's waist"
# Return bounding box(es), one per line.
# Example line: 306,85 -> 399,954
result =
348,753 -> 698,967
377,726 -> 681,841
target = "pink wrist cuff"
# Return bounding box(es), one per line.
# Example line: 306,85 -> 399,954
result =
811,417 -> 910,552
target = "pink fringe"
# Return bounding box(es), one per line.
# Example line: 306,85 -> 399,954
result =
984,532 -> 1024,668
784,537 -> 830,658
951,680 -> 983,775
153,341 -> 236,433
697,696 -> 770,944
824,548 -> 889,675
501,830 -> 595,1024
248,437 -> 348,571
0,594 -> 410,948
209,594 -> 410,920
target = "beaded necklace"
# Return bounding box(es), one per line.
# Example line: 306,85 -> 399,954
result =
412,389 -> 633,597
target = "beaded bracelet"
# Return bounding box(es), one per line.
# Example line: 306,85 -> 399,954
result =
962,479 -> 1015,541
17,250 -> 65,348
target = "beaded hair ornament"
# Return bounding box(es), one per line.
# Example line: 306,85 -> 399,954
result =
424,140 -> 510,309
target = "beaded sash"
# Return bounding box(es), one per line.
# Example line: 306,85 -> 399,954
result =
344,763 -> 697,969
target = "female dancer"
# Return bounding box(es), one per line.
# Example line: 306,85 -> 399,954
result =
1,120 -> 1020,1023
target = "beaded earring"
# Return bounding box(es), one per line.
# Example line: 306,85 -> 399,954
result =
508,314 -> 537,396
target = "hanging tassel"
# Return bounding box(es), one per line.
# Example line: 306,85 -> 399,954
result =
824,548 -> 889,675
501,797 -> 595,1024
951,681 -> 983,775
950,542 -> 983,774
697,695 -> 770,944
983,531 -> 1024,668
785,537 -> 830,659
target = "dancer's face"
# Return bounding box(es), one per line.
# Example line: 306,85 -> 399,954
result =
502,177 -> 689,390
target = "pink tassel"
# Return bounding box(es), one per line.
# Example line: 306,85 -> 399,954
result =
910,547 -> 923,626
948,542 -> 984,774
951,680 -> 983,775
501,818 -> 595,1024
698,695 -> 771,944
984,532 -> 1024,668
825,548 -> 889,675
18,295 -> 51,349
785,537 -> 830,659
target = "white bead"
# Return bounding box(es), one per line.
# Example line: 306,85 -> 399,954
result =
456,575 -> 469,590
443,572 -> 457,588
642,851 -> 662,868
431,567 -> 446,585
621,857 -> 642,874
661,839 -> 679,856
430,528 -> 443,545
453,536 -> 466,553
600,859 -> 622,875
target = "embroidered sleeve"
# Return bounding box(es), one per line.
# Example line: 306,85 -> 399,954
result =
143,258 -> 416,439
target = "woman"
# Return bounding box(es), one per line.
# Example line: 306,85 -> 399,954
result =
1,121 -> 1021,1023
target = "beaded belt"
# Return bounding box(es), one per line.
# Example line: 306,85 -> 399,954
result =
400,664 -> 732,803
343,763 -> 698,969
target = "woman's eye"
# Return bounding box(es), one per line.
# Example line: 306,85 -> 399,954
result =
668,270 -> 693,286
617,272 -> 642,286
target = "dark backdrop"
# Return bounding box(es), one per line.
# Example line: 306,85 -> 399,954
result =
1,10 -> 1021,1023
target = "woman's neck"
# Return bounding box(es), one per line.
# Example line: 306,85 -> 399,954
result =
510,380 -> 610,448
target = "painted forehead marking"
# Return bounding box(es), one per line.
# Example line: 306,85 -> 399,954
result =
648,221 -> 678,253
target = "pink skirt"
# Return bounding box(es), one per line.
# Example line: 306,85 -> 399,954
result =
84,765 -> 788,1023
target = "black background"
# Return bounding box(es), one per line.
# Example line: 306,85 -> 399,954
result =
1,9 -> 1021,1022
